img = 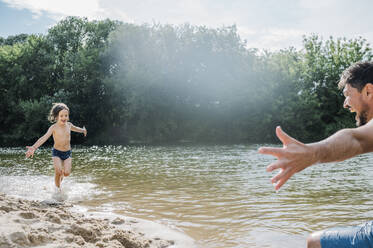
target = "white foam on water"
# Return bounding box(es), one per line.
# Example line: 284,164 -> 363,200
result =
0,175 -> 101,203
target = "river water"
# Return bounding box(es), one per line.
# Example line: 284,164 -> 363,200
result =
1,145 -> 373,247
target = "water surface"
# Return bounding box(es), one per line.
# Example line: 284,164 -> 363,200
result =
1,145 -> 373,247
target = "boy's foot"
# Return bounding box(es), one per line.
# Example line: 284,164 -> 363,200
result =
54,186 -> 62,194
52,187 -> 65,202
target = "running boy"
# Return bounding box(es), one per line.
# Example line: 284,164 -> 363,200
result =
25,103 -> 87,189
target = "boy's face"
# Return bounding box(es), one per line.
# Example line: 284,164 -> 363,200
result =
57,109 -> 69,125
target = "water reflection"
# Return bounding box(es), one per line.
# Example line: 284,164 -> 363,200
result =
1,145 -> 373,247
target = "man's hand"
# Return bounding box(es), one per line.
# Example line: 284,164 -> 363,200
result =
25,146 -> 36,158
258,126 -> 318,190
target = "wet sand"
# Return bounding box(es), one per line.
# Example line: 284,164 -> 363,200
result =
0,193 -> 194,248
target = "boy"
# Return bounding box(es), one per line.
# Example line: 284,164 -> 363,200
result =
26,103 -> 87,189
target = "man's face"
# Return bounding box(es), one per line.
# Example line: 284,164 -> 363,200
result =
343,84 -> 369,126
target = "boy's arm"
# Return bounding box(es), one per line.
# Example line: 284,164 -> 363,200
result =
69,123 -> 87,137
26,125 -> 54,158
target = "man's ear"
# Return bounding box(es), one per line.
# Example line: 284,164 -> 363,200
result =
365,83 -> 373,97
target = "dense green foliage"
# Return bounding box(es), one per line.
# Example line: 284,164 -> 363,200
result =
1,17 -> 372,146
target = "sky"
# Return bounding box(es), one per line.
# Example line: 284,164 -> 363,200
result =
1,0 -> 373,51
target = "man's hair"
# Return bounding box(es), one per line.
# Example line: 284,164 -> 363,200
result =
338,61 -> 373,92
48,103 -> 69,122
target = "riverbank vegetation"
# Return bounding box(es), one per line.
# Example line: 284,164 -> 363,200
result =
1,17 -> 372,146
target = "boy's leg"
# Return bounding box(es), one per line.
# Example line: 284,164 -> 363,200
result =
63,157 -> 72,177
53,157 -> 63,188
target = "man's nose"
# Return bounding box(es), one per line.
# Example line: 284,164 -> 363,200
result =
343,99 -> 350,109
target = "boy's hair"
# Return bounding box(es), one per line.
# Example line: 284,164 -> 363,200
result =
338,61 -> 373,92
48,103 -> 69,123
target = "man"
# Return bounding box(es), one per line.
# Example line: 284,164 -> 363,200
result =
259,61 -> 373,248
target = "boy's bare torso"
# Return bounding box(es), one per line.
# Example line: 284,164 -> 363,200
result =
52,123 -> 71,151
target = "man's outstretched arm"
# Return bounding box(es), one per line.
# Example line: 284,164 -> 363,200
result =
258,121 -> 373,190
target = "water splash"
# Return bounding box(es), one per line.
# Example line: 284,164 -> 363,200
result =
0,175 -> 101,203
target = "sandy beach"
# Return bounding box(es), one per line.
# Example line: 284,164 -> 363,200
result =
0,193 -> 193,248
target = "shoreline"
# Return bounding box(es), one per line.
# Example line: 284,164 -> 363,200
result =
0,193 -> 195,248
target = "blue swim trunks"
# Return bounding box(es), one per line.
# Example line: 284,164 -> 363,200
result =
320,221 -> 373,248
52,148 -> 72,161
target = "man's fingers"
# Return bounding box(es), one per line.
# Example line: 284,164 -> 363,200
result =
258,147 -> 284,157
271,167 -> 290,183
274,174 -> 292,190
266,161 -> 285,172
259,127 -> 304,190
276,126 -> 296,146
272,169 -> 293,190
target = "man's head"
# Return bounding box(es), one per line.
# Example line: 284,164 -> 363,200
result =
338,62 -> 373,91
339,62 -> 373,126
